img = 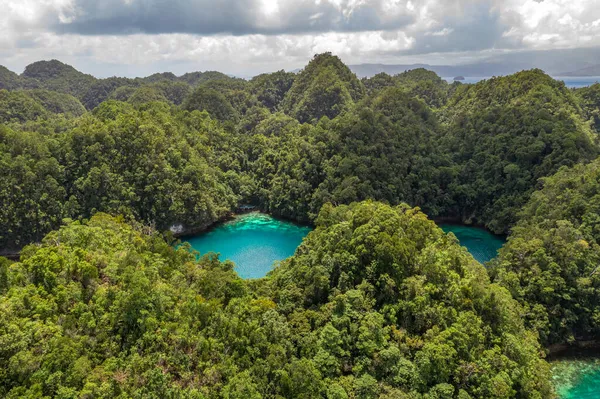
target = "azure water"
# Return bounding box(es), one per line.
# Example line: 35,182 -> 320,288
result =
439,224 -> 505,264
552,357 -> 600,398
182,213 -> 599,397
181,212 -> 506,280
180,212 -> 312,279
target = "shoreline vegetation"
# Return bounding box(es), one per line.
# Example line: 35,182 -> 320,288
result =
174,210 -> 508,240
172,207 -> 315,239
2,53 -> 600,398
0,211 -> 505,262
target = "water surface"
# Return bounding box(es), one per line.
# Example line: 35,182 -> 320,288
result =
552,357 -> 600,399
181,212 -> 312,279
185,213 -> 596,397
439,224 -> 505,264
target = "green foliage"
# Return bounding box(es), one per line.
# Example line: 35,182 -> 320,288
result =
394,69 -> 450,108
283,53 -> 365,123
438,69 -> 597,232
82,77 -> 139,109
183,86 -> 239,122
179,71 -> 231,86
22,59 -> 97,99
150,80 -> 192,105
141,71 -> 178,83
108,85 -> 138,102
250,70 -> 295,111
0,65 -> 22,90
361,69 -> 450,107
0,214 -> 248,398
25,89 -> 86,116
0,126 -> 65,248
0,204 -> 554,398
362,72 -> 396,95
127,86 -> 168,105
199,78 -> 257,117
574,83 -> 600,133
245,87 -> 444,223
0,103 -> 236,248
267,201 -> 553,398
3,57 -> 597,245
492,159 -> 600,345
227,68 -> 597,237
0,89 -> 48,123
4,54 -> 600,397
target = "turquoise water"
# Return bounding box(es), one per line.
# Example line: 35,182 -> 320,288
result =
552,358 -> 600,398
181,212 -> 312,279
182,215 -> 503,278
440,224 -> 505,264
183,213 -> 596,396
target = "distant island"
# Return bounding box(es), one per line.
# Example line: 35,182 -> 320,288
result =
344,47 -> 600,78
560,64 -> 600,77
453,76 -> 465,81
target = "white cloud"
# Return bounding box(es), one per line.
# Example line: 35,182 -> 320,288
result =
500,0 -> 600,48
0,0 -> 599,76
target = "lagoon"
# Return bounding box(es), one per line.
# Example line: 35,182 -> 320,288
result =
181,212 -> 507,280
180,212 -> 312,279
440,224 -> 505,264
182,212 -> 597,398
552,356 -> 600,399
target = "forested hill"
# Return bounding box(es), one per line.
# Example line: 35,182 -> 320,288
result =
1,53 -> 597,250
0,204 -> 553,398
2,52 -> 600,397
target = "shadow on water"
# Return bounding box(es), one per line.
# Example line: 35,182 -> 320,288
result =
439,224 -> 506,264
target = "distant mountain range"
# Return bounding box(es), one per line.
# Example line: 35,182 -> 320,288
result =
3,46 -> 600,83
347,63 -> 511,78
559,64 -> 600,77
343,47 -> 600,78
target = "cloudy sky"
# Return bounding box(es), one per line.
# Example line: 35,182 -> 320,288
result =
1,0 -> 600,77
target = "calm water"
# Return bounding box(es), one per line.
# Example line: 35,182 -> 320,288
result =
552,357 -> 600,398
444,76 -> 600,88
182,213 -> 504,279
183,213 -> 595,396
181,212 -> 312,279
439,224 -> 505,264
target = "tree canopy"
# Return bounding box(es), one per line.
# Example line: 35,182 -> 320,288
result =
0,101 -> 236,249
0,203 -> 553,398
282,53 -> 365,123
2,54 -> 600,397
492,158 -> 600,345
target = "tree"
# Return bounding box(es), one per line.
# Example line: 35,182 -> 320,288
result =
492,159 -> 600,345
282,53 -> 365,123
183,86 -> 238,122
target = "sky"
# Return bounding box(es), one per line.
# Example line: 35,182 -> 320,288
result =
1,0 -> 600,77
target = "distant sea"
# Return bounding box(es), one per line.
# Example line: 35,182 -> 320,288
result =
444,76 -> 600,88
